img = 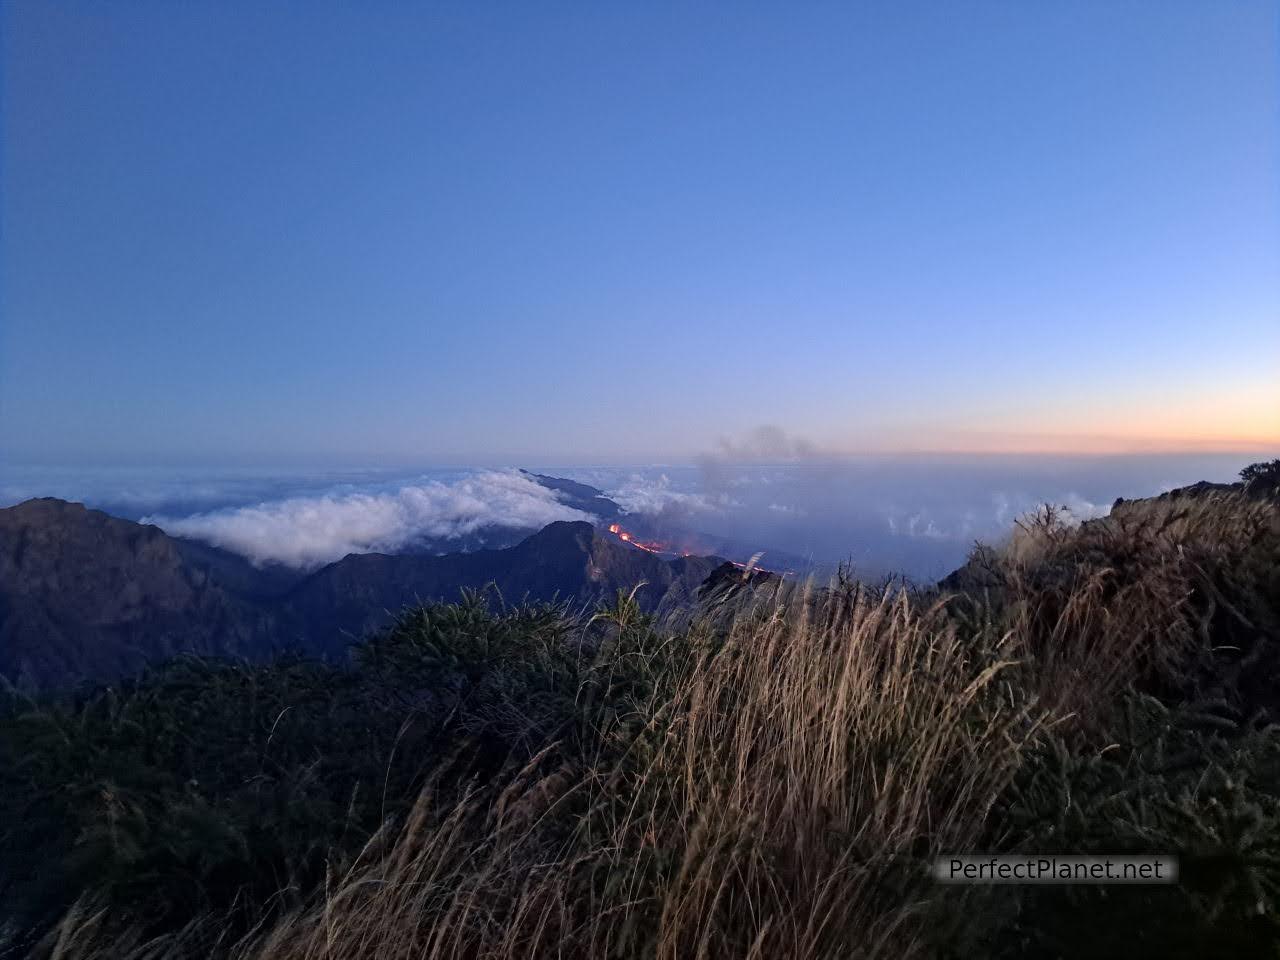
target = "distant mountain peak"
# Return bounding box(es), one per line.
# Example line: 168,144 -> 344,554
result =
521,470 -> 623,520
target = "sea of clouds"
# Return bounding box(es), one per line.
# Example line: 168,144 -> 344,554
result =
0,449 -> 1253,579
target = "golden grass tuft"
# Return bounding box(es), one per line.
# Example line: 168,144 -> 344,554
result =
222,585 -> 1045,960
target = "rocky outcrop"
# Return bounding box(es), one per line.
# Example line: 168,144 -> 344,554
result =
0,499 -> 281,690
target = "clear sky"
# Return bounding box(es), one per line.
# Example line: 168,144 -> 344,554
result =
2,1 -> 1277,466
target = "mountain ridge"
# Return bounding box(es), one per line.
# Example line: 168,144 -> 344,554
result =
0,499 -> 728,690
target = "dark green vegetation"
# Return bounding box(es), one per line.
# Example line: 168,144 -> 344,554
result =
0,595 -> 620,954
1241,458 -> 1280,490
2,473 -> 1278,959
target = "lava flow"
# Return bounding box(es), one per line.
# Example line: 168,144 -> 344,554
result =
605,522 -> 778,576
605,523 -> 685,556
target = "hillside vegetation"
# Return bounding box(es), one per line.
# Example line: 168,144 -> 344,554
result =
3,469 -> 1279,959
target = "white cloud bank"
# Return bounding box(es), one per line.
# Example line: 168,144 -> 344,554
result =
144,469 -> 596,569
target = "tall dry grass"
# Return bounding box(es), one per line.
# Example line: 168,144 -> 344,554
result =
217,585 -> 1044,960
991,491 -> 1280,721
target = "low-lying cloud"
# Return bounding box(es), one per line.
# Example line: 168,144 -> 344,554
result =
562,448 -> 1240,579
145,470 -> 595,569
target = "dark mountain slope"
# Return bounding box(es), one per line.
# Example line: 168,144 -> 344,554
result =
0,502 -> 728,690
0,499 -> 280,690
283,521 -> 722,655
171,536 -> 309,598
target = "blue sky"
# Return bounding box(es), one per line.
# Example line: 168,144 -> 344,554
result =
2,1 -> 1277,466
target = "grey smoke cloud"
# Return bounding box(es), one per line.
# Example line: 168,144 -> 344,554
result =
713,425 -> 819,462
605,472 -> 723,516
145,469 -> 595,569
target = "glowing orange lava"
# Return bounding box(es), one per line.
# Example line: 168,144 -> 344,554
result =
605,522 -> 685,556
603,521 -> 779,573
